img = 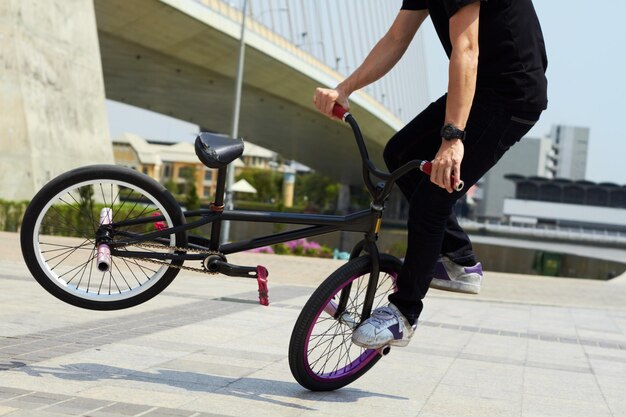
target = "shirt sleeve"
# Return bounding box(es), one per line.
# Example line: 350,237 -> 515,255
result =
401,0 -> 428,10
443,0 -> 487,17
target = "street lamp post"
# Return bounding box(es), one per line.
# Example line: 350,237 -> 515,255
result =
221,0 -> 248,244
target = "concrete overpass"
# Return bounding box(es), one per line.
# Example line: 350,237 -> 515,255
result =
95,0 -> 403,184
1,0 -> 408,200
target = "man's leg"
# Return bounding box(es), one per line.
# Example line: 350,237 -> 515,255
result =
388,103 -> 541,322
383,96 -> 481,296
431,212 -> 483,294
353,102 -> 541,348
383,96 -> 478,270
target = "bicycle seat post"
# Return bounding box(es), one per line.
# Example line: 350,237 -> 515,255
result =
209,166 -> 227,251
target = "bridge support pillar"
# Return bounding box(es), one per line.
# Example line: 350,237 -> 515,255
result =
0,0 -> 113,200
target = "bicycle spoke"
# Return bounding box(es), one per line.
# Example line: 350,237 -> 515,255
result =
40,241 -> 93,254
48,205 -> 94,241
65,252 -> 98,285
108,268 -> 121,295
58,253 -> 97,280
74,246 -> 96,288
111,258 -> 133,291
50,243 -> 89,272
29,173 -> 181,308
120,257 -> 144,287
303,264 -> 398,384
97,271 -> 106,295
64,193 -> 98,234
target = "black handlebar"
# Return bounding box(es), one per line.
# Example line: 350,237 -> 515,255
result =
332,104 -> 464,199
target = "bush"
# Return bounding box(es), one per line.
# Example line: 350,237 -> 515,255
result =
0,200 -> 29,232
387,241 -> 407,258
271,238 -> 332,258
236,168 -> 282,203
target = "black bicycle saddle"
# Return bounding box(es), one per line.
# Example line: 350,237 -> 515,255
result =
194,132 -> 244,169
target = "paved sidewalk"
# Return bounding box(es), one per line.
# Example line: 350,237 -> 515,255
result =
2,231 -> 626,417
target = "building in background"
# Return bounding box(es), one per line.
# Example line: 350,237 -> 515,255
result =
475,124 -> 590,221
550,125 -> 590,180
113,133 -> 219,199
474,136 -> 556,220
113,133 -> 303,202
503,175 -> 626,232
240,142 -> 277,170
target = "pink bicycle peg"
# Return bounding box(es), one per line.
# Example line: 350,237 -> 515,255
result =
97,208 -> 113,272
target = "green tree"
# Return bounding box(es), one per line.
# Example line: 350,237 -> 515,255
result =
236,168 -> 282,203
179,166 -> 200,210
295,172 -> 339,212
165,178 -> 177,195
185,182 -> 200,210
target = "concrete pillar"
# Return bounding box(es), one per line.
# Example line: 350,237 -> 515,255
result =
337,184 -> 351,251
0,0 -> 113,201
337,184 -> 351,214
282,167 -> 295,208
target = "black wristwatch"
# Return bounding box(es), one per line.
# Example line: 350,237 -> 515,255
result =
440,124 -> 466,141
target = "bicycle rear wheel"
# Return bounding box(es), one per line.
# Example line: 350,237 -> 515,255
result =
20,165 -> 187,310
289,254 -> 402,391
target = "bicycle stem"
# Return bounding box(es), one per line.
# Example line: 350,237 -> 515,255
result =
332,104 -> 464,193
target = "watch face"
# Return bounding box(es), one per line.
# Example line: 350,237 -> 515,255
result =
441,124 -> 464,140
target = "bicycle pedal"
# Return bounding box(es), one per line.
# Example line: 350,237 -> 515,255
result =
209,260 -> 270,306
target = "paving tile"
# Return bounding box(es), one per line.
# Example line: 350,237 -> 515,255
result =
0,406 -> 17,416
522,394 -> 613,417
89,402 -> 154,417
1,392 -> 72,410
41,396 -> 113,415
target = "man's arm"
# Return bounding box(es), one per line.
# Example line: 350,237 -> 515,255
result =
314,9 -> 428,117
431,2 -> 480,193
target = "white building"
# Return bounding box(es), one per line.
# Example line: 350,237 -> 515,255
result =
550,125 -> 590,180
475,137 -> 556,220
503,176 -> 626,232
476,124 -> 590,221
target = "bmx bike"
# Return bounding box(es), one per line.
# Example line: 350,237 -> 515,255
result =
20,105 -> 462,391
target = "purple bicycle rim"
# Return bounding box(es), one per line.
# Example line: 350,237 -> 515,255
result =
303,270 -> 397,382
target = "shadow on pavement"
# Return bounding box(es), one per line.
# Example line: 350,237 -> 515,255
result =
5,361 -> 408,410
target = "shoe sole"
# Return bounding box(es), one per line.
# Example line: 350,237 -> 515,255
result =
351,336 -> 412,350
430,278 -> 480,295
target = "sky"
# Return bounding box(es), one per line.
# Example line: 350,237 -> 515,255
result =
420,0 -> 626,184
107,0 -> 626,185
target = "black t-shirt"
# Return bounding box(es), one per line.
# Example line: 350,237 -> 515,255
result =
402,0 -> 548,111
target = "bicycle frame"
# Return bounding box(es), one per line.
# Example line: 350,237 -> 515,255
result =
107,165 -> 385,320
109,203 -> 377,259
104,105 -> 461,320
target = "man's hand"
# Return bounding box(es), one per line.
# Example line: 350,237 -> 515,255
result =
431,139 -> 464,193
313,87 -> 350,119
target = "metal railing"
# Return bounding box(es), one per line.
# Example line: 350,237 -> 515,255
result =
458,218 -> 626,246
195,0 -> 430,123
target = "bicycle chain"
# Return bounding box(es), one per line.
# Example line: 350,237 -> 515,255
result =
117,242 -> 224,274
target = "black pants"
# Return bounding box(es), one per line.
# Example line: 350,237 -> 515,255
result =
386,94 -> 541,322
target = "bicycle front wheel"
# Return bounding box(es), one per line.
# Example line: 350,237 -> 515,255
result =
20,165 -> 187,310
289,254 -> 402,391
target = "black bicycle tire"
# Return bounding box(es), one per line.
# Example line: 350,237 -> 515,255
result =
288,254 -> 403,391
20,165 -> 187,310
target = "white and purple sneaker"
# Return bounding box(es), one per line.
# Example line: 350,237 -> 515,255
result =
430,257 -> 483,294
351,303 -> 416,349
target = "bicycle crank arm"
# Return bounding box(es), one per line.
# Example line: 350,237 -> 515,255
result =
207,259 -> 270,306
210,260 -> 258,278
